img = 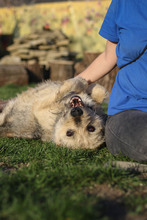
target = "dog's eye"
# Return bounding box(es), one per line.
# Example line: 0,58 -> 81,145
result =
87,125 -> 95,132
66,130 -> 74,137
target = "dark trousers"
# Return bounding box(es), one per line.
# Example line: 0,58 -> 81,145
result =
105,110 -> 147,162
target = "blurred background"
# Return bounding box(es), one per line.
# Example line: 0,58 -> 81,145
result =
0,0 -> 118,93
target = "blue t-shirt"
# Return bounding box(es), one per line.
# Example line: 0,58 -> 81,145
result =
99,0 -> 147,115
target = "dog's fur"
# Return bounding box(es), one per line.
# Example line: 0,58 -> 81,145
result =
0,77 -> 107,149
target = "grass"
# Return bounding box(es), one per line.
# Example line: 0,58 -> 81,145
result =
0,84 -> 147,220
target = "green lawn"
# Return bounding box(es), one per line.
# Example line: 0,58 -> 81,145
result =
0,84 -> 147,220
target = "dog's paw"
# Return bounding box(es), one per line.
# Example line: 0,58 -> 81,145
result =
87,83 -> 108,103
59,77 -> 88,97
72,77 -> 88,92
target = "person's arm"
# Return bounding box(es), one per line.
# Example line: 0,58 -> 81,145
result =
78,40 -> 117,83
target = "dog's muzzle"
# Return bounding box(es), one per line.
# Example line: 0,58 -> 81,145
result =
70,96 -> 84,117
71,107 -> 83,117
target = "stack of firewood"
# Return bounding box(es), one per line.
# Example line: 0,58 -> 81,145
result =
0,29 -> 118,92
2,29 -> 72,66
0,29 -> 76,85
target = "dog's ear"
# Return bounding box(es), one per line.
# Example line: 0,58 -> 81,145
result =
86,83 -> 108,103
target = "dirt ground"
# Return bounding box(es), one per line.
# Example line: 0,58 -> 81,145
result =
85,183 -> 147,220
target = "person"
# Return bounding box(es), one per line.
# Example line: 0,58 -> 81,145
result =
77,0 -> 147,162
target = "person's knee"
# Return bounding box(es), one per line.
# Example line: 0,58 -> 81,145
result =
105,114 -> 147,162
105,123 -> 121,155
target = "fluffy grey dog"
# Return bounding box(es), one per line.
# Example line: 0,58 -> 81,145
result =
0,77 -> 107,149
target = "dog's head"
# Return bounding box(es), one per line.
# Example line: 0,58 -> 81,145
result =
52,93 -> 106,149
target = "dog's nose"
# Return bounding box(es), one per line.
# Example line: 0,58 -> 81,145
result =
71,107 -> 83,117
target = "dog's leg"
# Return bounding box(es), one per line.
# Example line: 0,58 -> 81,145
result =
57,77 -> 88,100
0,99 -> 16,137
0,100 -> 9,113
32,78 -> 88,111
0,100 -> 14,126
86,83 -> 108,104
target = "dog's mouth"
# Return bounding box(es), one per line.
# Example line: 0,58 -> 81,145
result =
70,96 -> 84,108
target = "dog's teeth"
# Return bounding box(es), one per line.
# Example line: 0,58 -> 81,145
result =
70,96 -> 84,108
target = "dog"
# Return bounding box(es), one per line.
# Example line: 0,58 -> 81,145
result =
0,77 -> 107,149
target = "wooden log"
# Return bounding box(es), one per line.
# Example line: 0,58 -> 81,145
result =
16,54 -> 32,60
56,40 -> 69,47
27,33 -> 41,40
29,50 -> 47,58
74,62 -> 85,76
0,65 -> 28,86
39,45 -> 56,50
7,43 -> 30,52
11,48 -> 29,55
46,51 -> 69,60
29,39 -> 47,47
83,51 -> 101,64
0,56 -> 21,65
25,62 -> 43,82
58,46 -> 69,52
49,60 -> 74,81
